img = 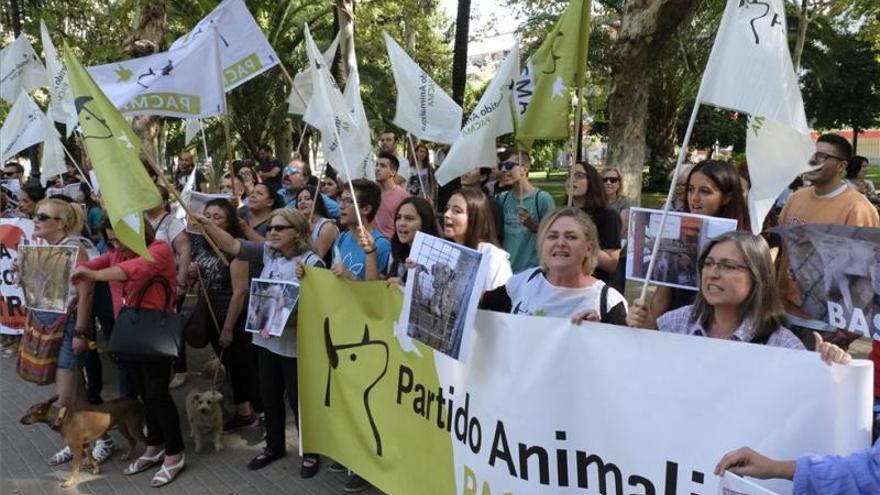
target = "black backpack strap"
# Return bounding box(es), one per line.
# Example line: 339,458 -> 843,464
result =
599,284 -> 609,322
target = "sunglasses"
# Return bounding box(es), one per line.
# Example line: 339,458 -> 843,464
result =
266,224 -> 295,233
35,213 -> 61,222
284,167 -> 300,175
2,172 -> 19,178
498,161 -> 519,171
602,177 -> 620,183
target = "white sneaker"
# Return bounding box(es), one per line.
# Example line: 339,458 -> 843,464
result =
82,438 -> 116,467
48,445 -> 72,466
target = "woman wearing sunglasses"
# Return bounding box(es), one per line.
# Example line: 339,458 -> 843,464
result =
626,231 -> 849,363
192,208 -> 324,478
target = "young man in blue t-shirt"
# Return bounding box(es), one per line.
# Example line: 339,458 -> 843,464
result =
333,178 -> 391,281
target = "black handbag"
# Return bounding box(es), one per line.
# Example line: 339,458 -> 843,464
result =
109,275 -> 183,361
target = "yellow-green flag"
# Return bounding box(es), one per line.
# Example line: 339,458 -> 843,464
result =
515,0 -> 591,147
63,43 -> 161,259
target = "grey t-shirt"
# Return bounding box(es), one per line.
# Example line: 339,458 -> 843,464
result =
238,240 -> 323,357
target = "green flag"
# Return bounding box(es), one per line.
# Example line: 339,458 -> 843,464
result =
515,0 -> 591,146
63,43 -> 160,259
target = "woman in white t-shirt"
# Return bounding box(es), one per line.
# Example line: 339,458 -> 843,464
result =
481,207 -> 628,325
443,187 -> 512,291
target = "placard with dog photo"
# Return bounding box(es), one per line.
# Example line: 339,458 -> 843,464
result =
18,245 -> 79,313
399,232 -> 489,361
185,191 -> 233,235
245,278 -> 300,337
626,207 -> 738,291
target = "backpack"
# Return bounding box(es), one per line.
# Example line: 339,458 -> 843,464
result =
524,269 -> 612,322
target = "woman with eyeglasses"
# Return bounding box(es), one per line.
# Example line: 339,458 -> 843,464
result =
188,198 -> 263,432
192,208 -> 324,478
566,162 -> 622,287
626,231 -> 849,363
295,186 -> 339,265
443,187 -> 512,291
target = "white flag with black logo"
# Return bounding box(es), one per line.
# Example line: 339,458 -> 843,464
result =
287,33 -> 340,115
40,21 -> 78,137
0,34 -> 48,104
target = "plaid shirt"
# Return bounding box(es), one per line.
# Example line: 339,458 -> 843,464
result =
657,305 -> 805,350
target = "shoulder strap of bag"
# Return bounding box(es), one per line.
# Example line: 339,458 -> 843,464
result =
131,274 -> 175,312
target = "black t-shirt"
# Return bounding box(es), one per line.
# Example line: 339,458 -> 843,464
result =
587,207 -> 621,283
175,169 -> 207,191
259,158 -> 283,192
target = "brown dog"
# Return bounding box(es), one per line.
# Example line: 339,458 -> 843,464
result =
20,396 -> 145,488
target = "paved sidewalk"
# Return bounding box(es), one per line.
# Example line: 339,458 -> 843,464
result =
0,343 -> 382,495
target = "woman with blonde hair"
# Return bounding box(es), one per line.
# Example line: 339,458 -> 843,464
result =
481,207 -> 628,325
193,207 -> 324,477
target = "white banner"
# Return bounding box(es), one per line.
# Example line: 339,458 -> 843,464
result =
0,92 -> 57,164
0,34 -> 48,104
0,219 -> 35,335
40,20 -> 78,136
699,0 -> 813,234
170,0 -> 280,91
384,32 -> 463,144
435,45 -> 519,185
88,30 -> 225,118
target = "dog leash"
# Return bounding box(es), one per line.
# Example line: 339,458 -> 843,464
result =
193,263 -> 225,394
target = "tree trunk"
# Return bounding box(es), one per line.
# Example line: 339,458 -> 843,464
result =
124,1 -> 167,169
335,0 -> 355,88
607,0 -> 697,205
451,0 -> 471,106
852,126 -> 860,154
791,0 -> 809,71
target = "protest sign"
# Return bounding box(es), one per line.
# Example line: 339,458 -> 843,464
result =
184,191 -> 233,234
399,232 -> 487,361
626,207 -> 738,290
88,30 -> 225,119
0,219 -> 34,335
170,0 -> 279,91
19,245 -> 77,313
299,267 -> 871,495
45,183 -> 82,200
772,224 -> 880,340
246,279 -> 299,337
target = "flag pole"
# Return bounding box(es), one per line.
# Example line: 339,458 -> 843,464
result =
406,133 -> 429,201
329,126 -> 366,232
573,87 -> 585,163
60,143 -> 94,193
637,98 -> 703,302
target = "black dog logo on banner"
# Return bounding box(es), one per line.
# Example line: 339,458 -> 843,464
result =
323,317 -> 389,456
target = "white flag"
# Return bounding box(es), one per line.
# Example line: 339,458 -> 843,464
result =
40,20 -> 78,137
435,44 -> 520,185
342,37 -> 376,181
0,34 -> 48,104
170,0 -> 279,91
287,33 -> 340,115
88,30 -> 226,119
302,24 -> 367,182
0,92 -> 52,163
384,32 -> 463,144
40,118 -> 67,187
699,0 -> 813,233
184,118 -> 201,145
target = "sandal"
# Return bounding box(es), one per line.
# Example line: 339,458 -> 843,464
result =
48,446 -> 72,466
150,455 -> 185,487
123,449 -> 165,475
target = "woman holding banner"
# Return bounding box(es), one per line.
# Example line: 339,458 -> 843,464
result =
482,207 -> 628,325
443,187 -> 511,291
646,160 -> 751,328
189,198 -> 263,431
626,231 -> 850,363
192,208 -> 324,477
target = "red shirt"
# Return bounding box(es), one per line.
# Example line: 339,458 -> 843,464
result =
80,240 -> 177,317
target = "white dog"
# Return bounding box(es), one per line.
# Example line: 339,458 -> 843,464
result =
185,390 -> 224,453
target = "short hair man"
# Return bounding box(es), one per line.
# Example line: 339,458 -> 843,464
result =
496,151 -> 556,273
372,151 -> 410,238
3,161 -> 25,184
174,151 -> 209,192
334,179 -> 391,281
256,144 -> 283,193
378,131 -> 411,182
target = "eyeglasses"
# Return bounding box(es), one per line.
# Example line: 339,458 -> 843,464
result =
602,177 -> 620,184
339,197 -> 355,205
266,224 -> 296,233
699,259 -> 749,274
34,213 -> 61,222
810,152 -> 844,163
498,161 -> 519,171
